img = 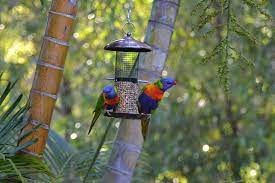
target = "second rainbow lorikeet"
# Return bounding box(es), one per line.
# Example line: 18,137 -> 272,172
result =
88,85 -> 119,135
138,77 -> 176,140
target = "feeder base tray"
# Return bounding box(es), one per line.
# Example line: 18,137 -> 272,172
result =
104,112 -> 150,119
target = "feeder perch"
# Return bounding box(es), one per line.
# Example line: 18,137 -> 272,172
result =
104,33 -> 152,119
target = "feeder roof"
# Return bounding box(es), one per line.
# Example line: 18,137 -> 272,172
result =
104,34 -> 152,52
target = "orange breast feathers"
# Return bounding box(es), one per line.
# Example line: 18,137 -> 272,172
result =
104,95 -> 119,106
143,84 -> 164,101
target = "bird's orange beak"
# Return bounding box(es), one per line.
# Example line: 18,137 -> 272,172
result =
173,81 -> 177,85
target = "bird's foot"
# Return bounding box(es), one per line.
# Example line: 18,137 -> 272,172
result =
106,110 -> 112,116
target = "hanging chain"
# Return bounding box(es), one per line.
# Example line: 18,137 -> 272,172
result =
123,0 -> 135,36
126,0 -> 133,23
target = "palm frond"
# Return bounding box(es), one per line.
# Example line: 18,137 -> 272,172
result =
45,130 -> 109,182
0,76 -> 55,182
45,129 -> 153,182
0,78 -> 31,154
0,154 -> 54,183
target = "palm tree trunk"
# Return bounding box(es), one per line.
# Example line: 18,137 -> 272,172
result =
19,0 -> 78,157
103,1 -> 180,182
139,0 -> 180,82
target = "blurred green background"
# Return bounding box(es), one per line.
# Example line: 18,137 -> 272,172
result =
0,0 -> 274,182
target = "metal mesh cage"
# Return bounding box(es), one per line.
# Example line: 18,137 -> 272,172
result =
115,52 -> 139,83
115,81 -> 139,114
104,81 -> 149,119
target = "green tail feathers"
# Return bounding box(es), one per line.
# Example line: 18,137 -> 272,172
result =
88,110 -> 101,135
141,116 -> 150,141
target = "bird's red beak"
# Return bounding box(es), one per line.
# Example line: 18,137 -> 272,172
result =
173,81 -> 177,85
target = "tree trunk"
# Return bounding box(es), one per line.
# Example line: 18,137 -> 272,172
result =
19,0 -> 78,157
103,1 -> 180,182
139,0 -> 180,82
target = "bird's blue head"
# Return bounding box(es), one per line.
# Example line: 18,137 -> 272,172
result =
159,77 -> 176,91
103,85 -> 117,99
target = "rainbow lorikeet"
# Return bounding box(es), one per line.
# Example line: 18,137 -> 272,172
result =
88,85 -> 119,135
138,77 -> 176,140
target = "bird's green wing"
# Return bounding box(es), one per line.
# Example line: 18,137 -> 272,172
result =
95,93 -> 105,111
88,93 -> 105,135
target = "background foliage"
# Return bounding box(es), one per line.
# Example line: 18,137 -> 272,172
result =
0,0 -> 274,182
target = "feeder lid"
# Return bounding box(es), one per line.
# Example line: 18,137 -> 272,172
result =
104,33 -> 152,52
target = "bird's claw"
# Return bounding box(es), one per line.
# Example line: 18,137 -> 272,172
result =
106,110 -> 112,116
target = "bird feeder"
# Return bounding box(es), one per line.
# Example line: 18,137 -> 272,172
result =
104,31 -> 152,119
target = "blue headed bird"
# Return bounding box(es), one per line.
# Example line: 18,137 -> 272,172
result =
88,85 -> 119,134
138,77 -> 176,140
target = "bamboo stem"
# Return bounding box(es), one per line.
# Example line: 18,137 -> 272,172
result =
140,0 -> 180,82
102,119 -> 143,183
19,0 -> 78,156
103,1 -> 180,182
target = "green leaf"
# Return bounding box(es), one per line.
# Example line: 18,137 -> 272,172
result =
0,94 -> 23,123
242,0 -> 272,20
229,45 -> 255,67
11,138 -> 38,155
40,0 -> 44,6
0,82 -> 12,107
202,40 -> 226,63
230,14 -> 258,44
0,154 -> 54,182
